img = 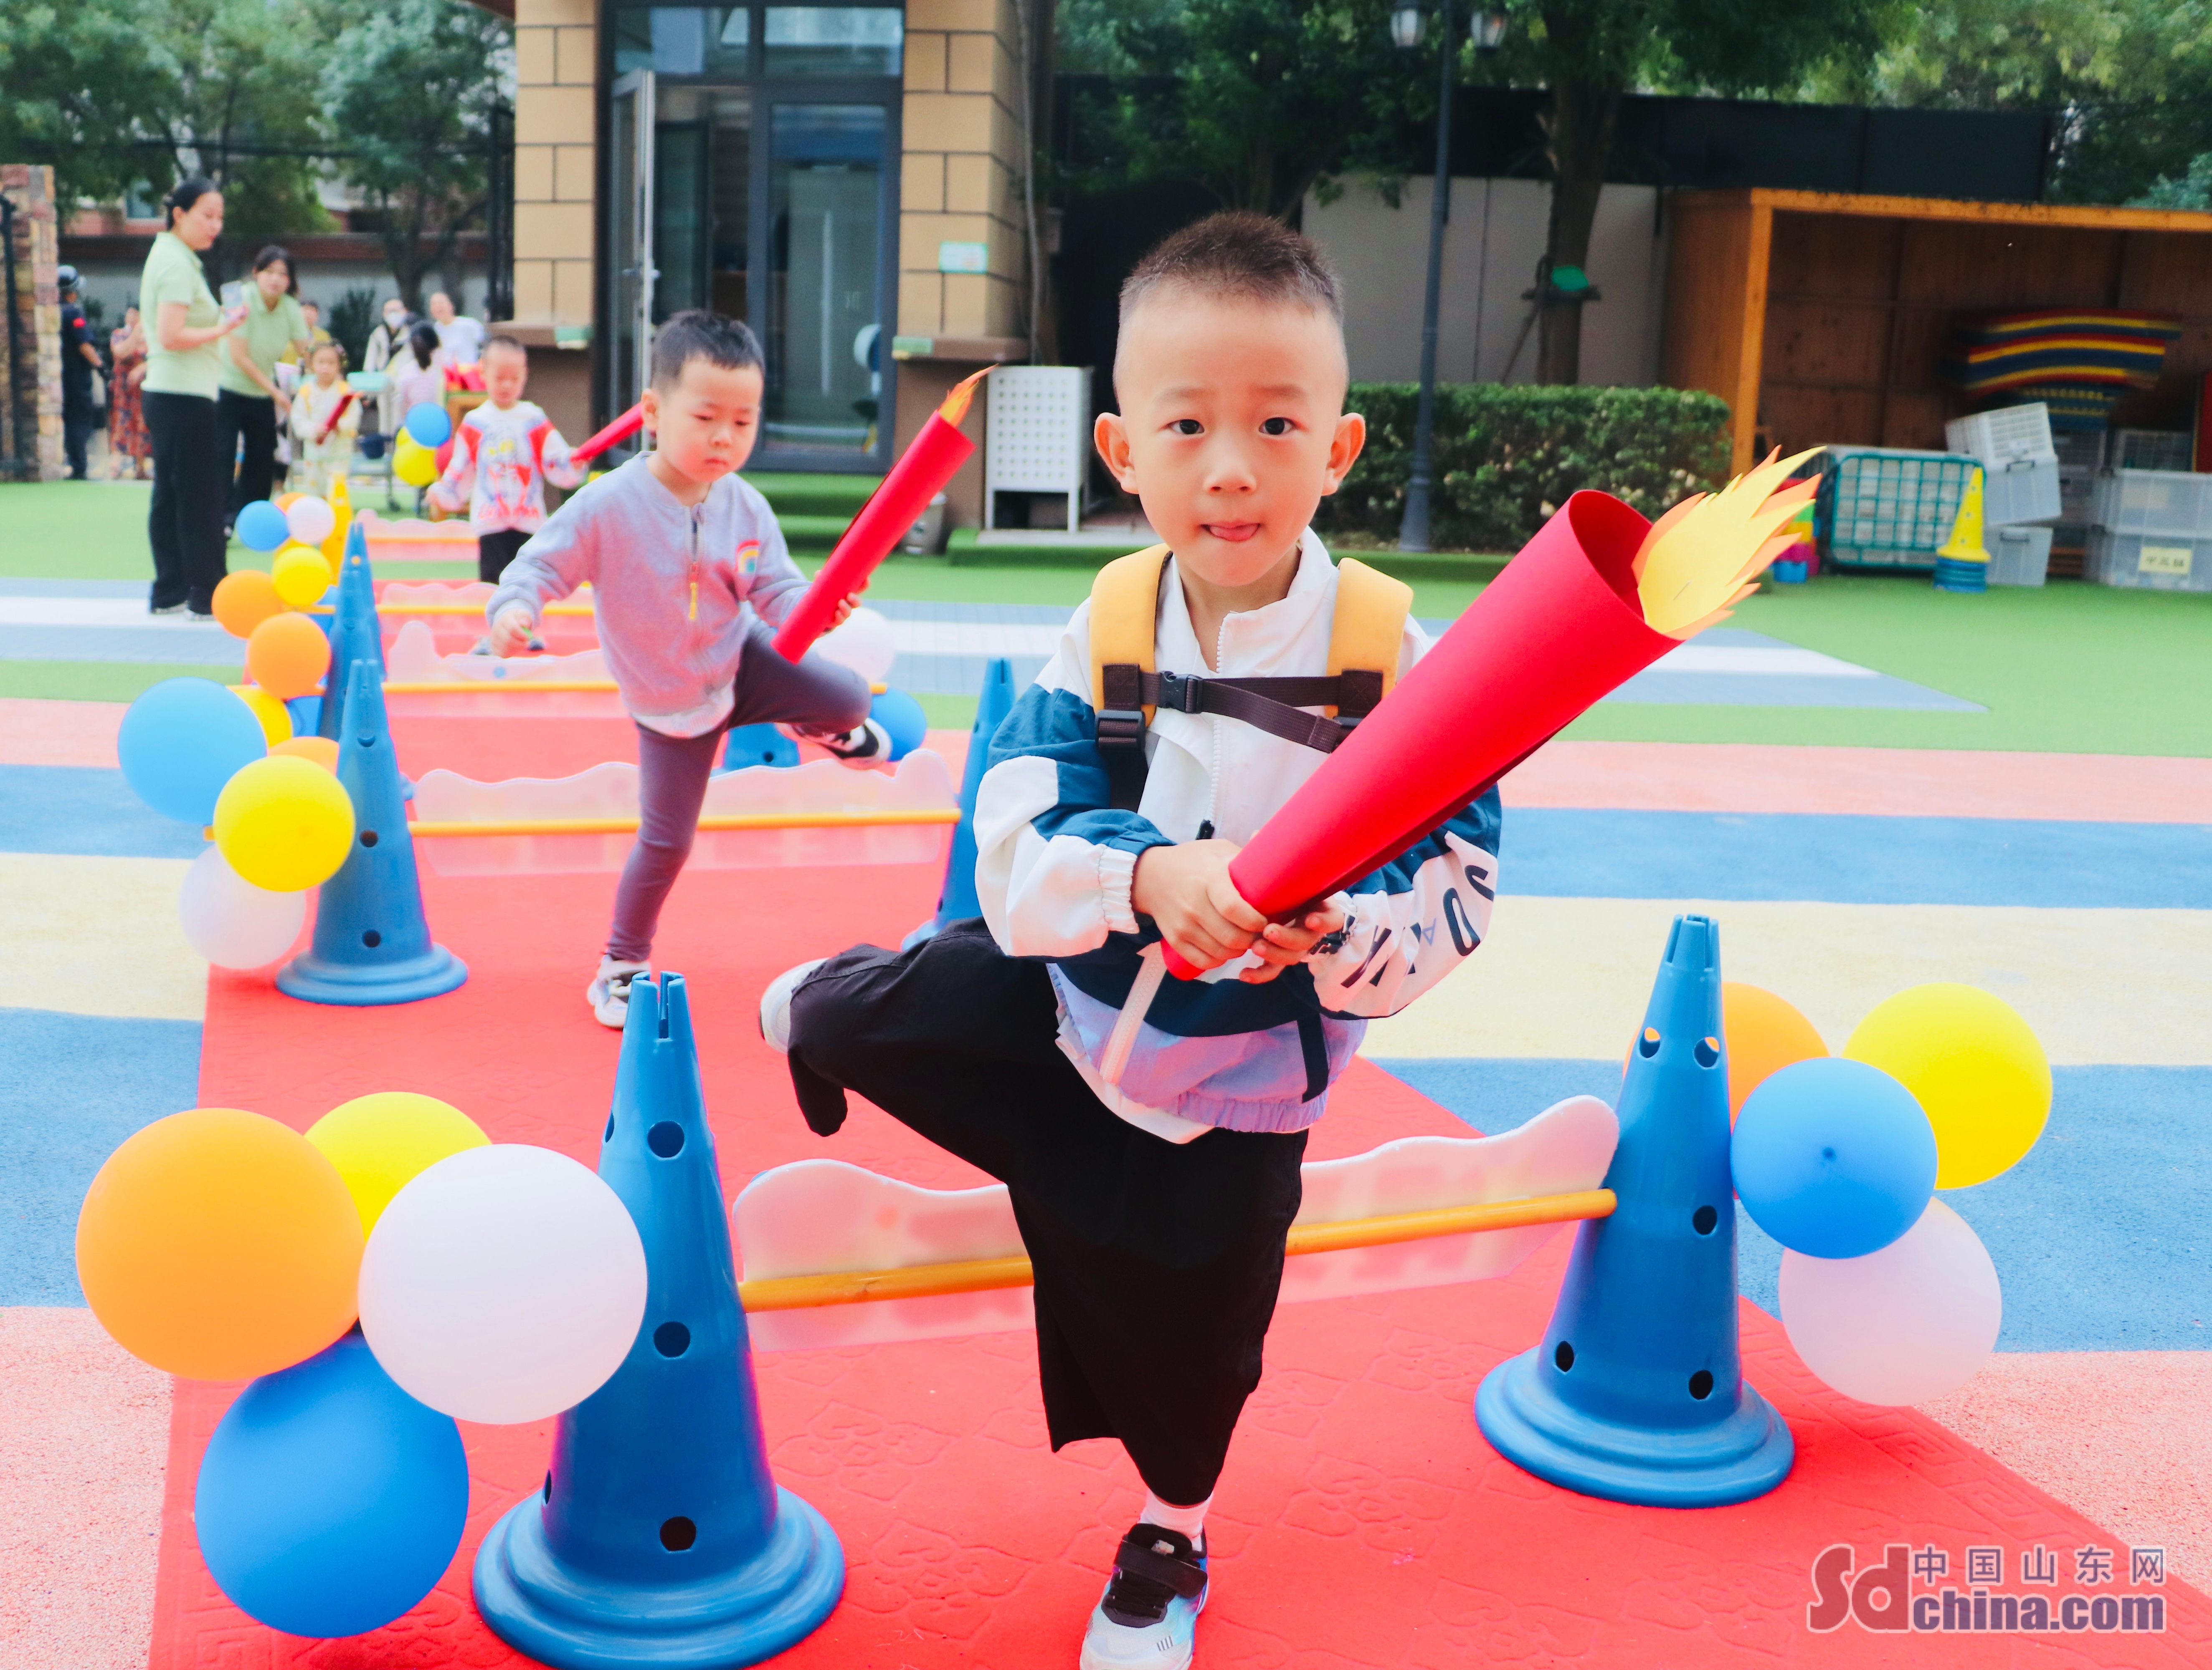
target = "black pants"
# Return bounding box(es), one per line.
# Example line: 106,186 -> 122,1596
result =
479,527 -> 531,583
63,405 -> 96,479
216,387 -> 279,519
144,391 -> 229,612
787,921 -> 1307,1506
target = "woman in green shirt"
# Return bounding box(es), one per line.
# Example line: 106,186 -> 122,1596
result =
139,177 -> 245,616
216,245 -> 311,530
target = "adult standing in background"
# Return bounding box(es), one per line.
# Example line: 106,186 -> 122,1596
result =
141,177 -> 243,618
428,291 -> 484,365
57,266 -> 101,480
217,245 -> 310,529
362,296 -> 413,435
108,306 -> 152,480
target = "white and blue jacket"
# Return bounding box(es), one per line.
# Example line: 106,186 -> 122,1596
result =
974,532 -> 1503,1139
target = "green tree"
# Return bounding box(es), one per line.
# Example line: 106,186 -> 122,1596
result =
1062,0 -> 1433,219
0,0 -> 177,209
142,0 -> 333,273
320,0 -> 512,312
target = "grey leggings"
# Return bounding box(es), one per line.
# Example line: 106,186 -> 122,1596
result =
606,620 -> 872,962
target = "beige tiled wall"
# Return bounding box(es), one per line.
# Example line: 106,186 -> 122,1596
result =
899,0 -> 1031,341
512,0 -> 596,329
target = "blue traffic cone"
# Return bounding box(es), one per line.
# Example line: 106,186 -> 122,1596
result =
317,524 -> 384,740
1475,913 -> 1794,1507
474,972 -> 844,1668
717,721 -> 801,774
902,655 -> 1014,948
276,659 -> 467,1006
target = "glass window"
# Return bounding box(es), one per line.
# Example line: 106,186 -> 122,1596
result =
613,8 -> 750,77
765,104 -> 886,454
764,7 -> 902,76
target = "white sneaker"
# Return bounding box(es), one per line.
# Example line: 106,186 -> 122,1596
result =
758,958 -> 826,1054
1079,1525 -> 1208,1670
587,957 -> 650,1029
811,717 -> 892,769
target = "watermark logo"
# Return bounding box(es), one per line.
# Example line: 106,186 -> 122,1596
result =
1808,1542 -> 2166,1634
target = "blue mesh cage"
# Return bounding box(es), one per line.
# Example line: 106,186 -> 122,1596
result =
1814,450 -> 1980,571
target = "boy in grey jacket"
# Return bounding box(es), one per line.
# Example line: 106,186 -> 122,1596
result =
487,311 -> 883,1028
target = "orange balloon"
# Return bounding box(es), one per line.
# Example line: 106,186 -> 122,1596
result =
275,492 -> 302,511
246,610 -> 332,701
211,570 -> 284,640
75,1108 -> 364,1380
271,735 -> 339,772
1721,981 -> 1827,1121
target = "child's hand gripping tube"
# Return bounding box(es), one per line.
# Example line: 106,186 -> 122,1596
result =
771,369 -> 991,664
1096,458 -> 1815,1087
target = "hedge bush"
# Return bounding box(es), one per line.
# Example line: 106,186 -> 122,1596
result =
1316,384 -> 1734,552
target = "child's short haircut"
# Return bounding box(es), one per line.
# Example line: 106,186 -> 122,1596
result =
651,310 -> 765,389
483,332 -> 527,360
1120,211 -> 1343,325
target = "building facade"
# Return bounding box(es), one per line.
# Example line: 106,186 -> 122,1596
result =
507,0 -> 1040,491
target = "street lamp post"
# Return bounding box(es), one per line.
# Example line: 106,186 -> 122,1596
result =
1394,6 -> 1507,552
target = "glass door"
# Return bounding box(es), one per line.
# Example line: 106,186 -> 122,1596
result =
762,103 -> 889,460
608,69 -> 657,415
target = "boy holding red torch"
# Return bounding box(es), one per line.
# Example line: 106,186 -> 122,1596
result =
763,215 -> 1504,1670
485,312 -> 886,1029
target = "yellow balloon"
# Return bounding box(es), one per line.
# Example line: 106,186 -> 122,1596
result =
305,1092 -> 491,1234
227,683 -> 294,746
271,545 -> 334,608
393,445 -> 437,488
213,754 -> 355,892
1845,984 -> 2051,1188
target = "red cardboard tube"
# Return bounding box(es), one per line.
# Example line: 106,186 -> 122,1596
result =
1159,491 -> 1673,979
771,369 -> 988,663
571,405 -> 644,466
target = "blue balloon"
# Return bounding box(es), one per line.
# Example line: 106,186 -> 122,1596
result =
719,720 -> 800,772
869,687 -> 928,761
403,402 -> 451,448
117,677 -> 267,825
236,499 -> 291,552
1731,1057 -> 1938,1259
195,1331 -> 468,1639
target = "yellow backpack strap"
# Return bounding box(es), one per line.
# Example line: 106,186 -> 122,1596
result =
1325,556 -> 1414,718
1089,544 -> 1171,811
1089,544 -> 1173,719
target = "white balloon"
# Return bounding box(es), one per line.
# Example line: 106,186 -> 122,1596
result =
1779,1198 -> 2001,1406
812,605 -> 896,685
177,844 -> 306,969
285,494 -> 336,548
360,1145 -> 646,1424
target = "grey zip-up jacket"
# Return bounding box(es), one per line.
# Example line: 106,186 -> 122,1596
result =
486,456 -> 809,732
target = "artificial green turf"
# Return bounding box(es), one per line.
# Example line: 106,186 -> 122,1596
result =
0,479 -> 285,579
0,658 -> 245,703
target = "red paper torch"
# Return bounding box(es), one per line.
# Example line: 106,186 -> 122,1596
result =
771,367 -> 991,663
1095,453 -> 1817,1082
570,404 -> 645,466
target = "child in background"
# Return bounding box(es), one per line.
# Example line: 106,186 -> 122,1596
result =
287,341 -> 358,498
386,322 -> 449,425
764,214 -> 1502,1670
485,310 -> 892,1030
428,333 -> 582,584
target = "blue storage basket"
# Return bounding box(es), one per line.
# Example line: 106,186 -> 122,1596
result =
1815,449 -> 1981,572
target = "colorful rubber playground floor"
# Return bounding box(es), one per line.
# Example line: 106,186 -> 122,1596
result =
4,671 -> 2209,1666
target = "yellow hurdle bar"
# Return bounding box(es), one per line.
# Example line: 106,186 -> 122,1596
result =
735,1188 -> 1617,1313
309,601 -> 595,616
409,807 -> 963,838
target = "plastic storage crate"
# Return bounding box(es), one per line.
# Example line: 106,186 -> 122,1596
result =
1981,456 -> 2061,526
1987,525 -> 2050,587
2086,529 -> 2212,592
2090,469 -> 2212,537
1817,449 -> 1978,569
1946,404 -> 2055,466
2111,430 -> 2194,473
2051,429 -> 2106,472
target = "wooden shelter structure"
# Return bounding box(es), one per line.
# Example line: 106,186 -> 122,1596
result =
1662,190 -> 2212,473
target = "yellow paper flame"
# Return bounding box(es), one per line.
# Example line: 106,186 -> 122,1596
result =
936,365 -> 993,427
1634,448 -> 1821,638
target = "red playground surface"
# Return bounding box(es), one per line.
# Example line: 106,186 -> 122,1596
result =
147,731 -> 2209,1667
